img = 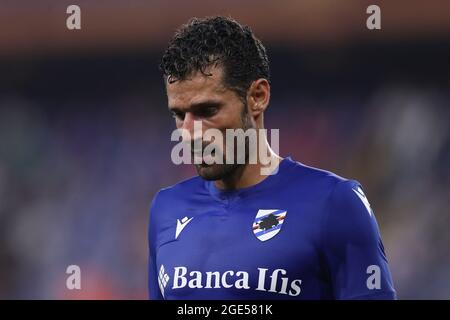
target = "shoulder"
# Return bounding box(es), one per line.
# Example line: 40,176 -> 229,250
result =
148,175 -> 204,242
319,173 -> 378,248
284,158 -> 370,223
150,175 -> 204,212
282,158 -> 353,198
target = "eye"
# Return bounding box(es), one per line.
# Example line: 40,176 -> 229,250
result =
171,110 -> 185,121
197,106 -> 218,118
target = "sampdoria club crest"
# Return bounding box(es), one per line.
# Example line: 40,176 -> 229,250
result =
252,209 -> 287,241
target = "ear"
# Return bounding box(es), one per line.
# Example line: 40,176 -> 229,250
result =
247,78 -> 270,118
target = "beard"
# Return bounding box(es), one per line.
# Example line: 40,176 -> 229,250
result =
194,162 -> 242,181
193,104 -> 254,181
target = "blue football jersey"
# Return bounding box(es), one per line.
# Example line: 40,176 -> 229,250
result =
148,157 -> 396,299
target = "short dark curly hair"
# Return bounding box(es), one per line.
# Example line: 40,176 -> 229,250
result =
160,16 -> 270,102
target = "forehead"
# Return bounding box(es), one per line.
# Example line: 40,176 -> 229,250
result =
166,67 -> 229,109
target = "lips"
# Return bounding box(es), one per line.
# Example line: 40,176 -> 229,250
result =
192,152 -> 216,166
191,142 -> 220,163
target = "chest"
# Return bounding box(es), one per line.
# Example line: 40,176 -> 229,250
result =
155,200 -> 325,299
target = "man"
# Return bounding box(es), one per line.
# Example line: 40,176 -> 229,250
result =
148,16 -> 396,300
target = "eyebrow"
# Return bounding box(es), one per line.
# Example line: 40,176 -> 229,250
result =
169,100 -> 223,113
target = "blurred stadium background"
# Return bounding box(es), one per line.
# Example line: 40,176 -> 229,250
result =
0,0 -> 449,299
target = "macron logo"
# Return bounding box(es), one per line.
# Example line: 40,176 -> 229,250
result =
175,216 -> 193,239
353,187 -> 373,216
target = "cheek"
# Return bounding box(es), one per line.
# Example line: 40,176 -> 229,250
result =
213,105 -> 246,130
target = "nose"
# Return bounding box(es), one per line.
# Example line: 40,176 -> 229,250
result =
181,113 -> 204,139
181,112 -> 195,133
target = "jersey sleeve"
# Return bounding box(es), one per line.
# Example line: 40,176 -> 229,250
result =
148,192 -> 164,300
322,179 -> 396,300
